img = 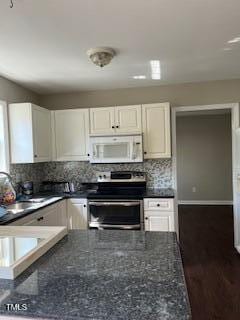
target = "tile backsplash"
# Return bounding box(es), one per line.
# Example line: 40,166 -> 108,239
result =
10,163 -> 45,193
10,159 -> 173,192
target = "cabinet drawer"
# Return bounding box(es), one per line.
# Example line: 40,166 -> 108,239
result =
69,198 -> 87,205
144,198 -> 173,211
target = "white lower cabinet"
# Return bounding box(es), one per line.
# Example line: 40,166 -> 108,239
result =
67,199 -> 88,230
144,198 -> 174,231
10,200 -> 67,227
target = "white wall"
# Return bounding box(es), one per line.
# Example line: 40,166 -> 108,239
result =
0,76 -> 39,104
40,79 -> 240,110
176,113 -> 232,201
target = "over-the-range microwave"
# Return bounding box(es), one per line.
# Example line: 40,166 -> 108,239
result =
89,134 -> 143,163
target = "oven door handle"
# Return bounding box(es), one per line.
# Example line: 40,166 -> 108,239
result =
90,223 -> 141,230
89,201 -> 140,207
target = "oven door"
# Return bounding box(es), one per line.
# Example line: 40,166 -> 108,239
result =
88,200 -> 143,230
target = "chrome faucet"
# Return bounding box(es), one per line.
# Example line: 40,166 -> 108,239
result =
0,172 -> 13,182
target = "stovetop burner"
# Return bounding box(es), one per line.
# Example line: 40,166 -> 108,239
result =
87,171 -> 146,200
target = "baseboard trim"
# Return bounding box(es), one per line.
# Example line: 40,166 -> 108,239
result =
178,200 -> 233,205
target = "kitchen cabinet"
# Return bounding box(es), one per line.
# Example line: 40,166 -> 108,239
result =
90,107 -> 115,135
115,105 -> 142,133
90,105 -> 142,135
37,200 -> 67,227
144,198 -> 174,231
10,200 -> 67,227
142,103 -> 171,158
67,198 -> 88,230
9,103 -> 51,163
52,109 -> 89,161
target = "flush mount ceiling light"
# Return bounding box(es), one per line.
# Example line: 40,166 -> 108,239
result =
87,47 -> 116,68
150,60 -> 161,80
228,37 -> 240,44
133,75 -> 146,79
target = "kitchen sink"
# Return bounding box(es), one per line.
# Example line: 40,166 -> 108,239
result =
5,197 -> 62,215
6,202 -> 38,214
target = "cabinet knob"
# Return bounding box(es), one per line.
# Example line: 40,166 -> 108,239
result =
157,204 -> 160,207
34,154 -> 38,158
144,152 -> 147,155
145,217 -> 148,220
112,126 -> 115,129
84,205 -> 86,208
116,125 -> 119,129
87,154 -> 90,157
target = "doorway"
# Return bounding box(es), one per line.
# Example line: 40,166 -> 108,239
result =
172,103 -> 240,320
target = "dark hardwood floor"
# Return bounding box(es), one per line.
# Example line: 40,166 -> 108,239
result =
179,205 -> 240,320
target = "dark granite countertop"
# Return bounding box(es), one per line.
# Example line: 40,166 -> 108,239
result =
144,188 -> 175,198
0,196 -> 65,226
0,230 -> 191,320
0,188 -> 175,226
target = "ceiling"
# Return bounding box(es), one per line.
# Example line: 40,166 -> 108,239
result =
0,0 -> 240,94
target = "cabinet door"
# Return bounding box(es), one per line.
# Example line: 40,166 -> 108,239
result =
54,109 -> 89,161
142,103 -> 171,158
38,201 -> 67,227
11,201 -> 67,227
115,105 -> 142,133
67,199 -> 88,230
145,211 -> 174,231
90,107 -> 115,135
32,105 -> 51,162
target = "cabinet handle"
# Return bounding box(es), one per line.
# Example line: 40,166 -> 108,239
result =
112,126 -> 115,129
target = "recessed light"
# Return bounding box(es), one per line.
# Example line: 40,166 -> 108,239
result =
133,75 -> 146,79
228,37 -> 240,44
150,60 -> 161,80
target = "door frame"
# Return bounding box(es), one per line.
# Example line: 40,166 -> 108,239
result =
172,103 -> 239,249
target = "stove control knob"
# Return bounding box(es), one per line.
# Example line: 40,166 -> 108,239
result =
99,175 -> 102,179
103,175 -> 106,179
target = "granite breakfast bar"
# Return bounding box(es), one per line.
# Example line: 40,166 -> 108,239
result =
0,230 -> 191,320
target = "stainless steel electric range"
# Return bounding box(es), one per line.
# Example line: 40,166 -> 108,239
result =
88,171 -> 146,230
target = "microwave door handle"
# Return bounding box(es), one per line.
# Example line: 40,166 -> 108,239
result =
93,144 -> 97,158
132,142 -> 137,160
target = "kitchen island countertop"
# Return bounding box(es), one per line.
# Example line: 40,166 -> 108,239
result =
0,230 -> 191,320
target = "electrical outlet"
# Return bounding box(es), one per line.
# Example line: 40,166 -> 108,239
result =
192,186 -> 197,193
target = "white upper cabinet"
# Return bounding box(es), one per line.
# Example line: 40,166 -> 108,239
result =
9,103 -> 51,163
90,107 -> 115,135
53,109 -> 89,161
115,105 -> 142,133
142,103 -> 171,159
90,105 -> 142,135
